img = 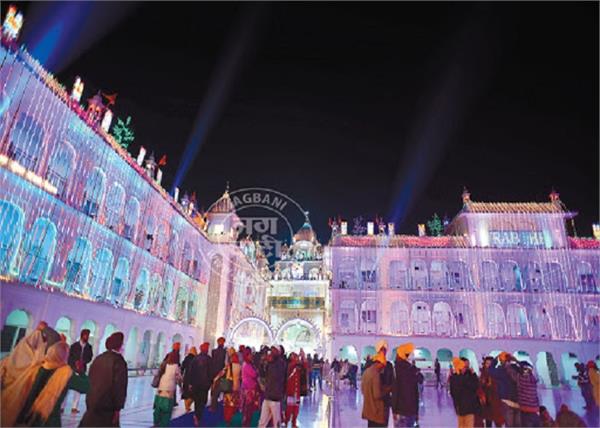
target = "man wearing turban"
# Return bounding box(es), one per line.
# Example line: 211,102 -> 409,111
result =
361,352 -> 387,426
392,343 -> 419,427
374,340 -> 394,426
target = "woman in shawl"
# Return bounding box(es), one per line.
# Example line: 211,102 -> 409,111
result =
0,328 -> 47,390
241,348 -> 261,427
223,347 -> 242,426
1,341 -> 89,427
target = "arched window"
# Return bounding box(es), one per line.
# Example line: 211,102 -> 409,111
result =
147,273 -> 162,314
168,230 -> 180,268
500,261 -> 522,292
339,300 -> 357,333
182,242 -> 193,276
389,261 -> 408,289
46,142 -> 75,197
104,182 -> 125,231
20,217 -> 57,284
411,301 -> 431,335
360,300 -> 377,333
99,323 -> 117,353
55,316 -> 72,343
545,262 -> 566,293
134,268 -> 150,311
89,248 -> 113,300
530,305 -> 552,339
481,260 -> 499,291
187,291 -> 198,325
123,197 -> 140,241
455,303 -> 476,337
337,258 -> 357,289
64,237 -> 92,294
553,306 -> 575,339
448,261 -> 470,291
410,260 -> 428,290
1,309 -> 31,355
485,303 -> 506,338
524,262 -> 543,292
584,306 -> 600,342
507,304 -> 530,337
389,301 -> 410,334
154,222 -> 169,260
0,200 -> 24,275
9,114 -> 44,171
432,302 -> 454,336
110,257 -> 130,306
161,279 -> 174,318
174,286 -> 188,322
144,215 -> 156,252
577,261 -> 597,293
430,261 -> 448,290
83,167 -> 106,218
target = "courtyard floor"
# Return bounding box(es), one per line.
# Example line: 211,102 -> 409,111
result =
60,375 -> 598,427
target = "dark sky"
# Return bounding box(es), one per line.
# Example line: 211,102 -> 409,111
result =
8,2 -> 599,240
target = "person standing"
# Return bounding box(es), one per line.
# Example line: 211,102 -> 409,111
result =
490,352 -> 520,427
312,354 -> 323,390
80,332 -> 128,427
63,329 -> 93,414
449,357 -> 481,428
392,343 -> 418,428
361,352 -> 387,427
1,323 -> 47,390
223,348 -> 242,427
258,347 -> 286,428
285,353 -> 302,428
507,361 -> 540,427
375,339 -> 394,426
434,358 -> 442,389
241,349 -> 261,427
479,356 -> 504,427
153,352 -> 182,427
186,342 -> 212,427
588,360 -> 600,408
210,337 -> 227,410
181,346 -> 197,412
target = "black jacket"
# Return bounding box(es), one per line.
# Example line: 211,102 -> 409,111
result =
80,351 -> 128,427
187,353 -> 213,395
68,341 -> 93,374
264,356 -> 286,401
381,361 -> 394,405
392,359 -> 419,417
211,346 -> 226,378
449,371 -> 482,416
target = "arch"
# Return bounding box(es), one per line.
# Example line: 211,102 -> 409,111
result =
448,260 -> 470,290
99,323 -> 117,353
55,316 -> 73,343
182,241 -> 193,276
458,349 -> 479,375
560,352 -> 580,387
64,237 -> 92,294
0,200 -> 25,275
88,248 -> 113,300
187,291 -> 198,325
338,300 -> 357,333
133,268 -> 150,311
432,301 -> 454,336
513,350 -> 534,367
9,113 -> 44,171
414,347 -> 433,369
124,327 -> 138,366
110,257 -> 130,306
530,305 -> 552,339
389,260 -> 409,289
82,167 -> 106,218
362,345 -> 377,361
275,318 -> 321,355
152,332 -> 166,368
545,262 -> 566,293
147,273 -> 162,315
80,320 -> 97,348
485,303 -> 506,338
168,230 -> 180,267
506,303 -> 530,338
20,217 -> 57,284
46,141 -> 75,196
339,345 -> 359,364
436,348 -> 453,369
500,261 -> 522,292
410,259 -> 428,290
360,300 -> 378,333
389,301 -> 410,335
144,215 -> 157,252
160,279 -> 174,318
174,286 -> 188,322
140,330 -> 152,368
553,306 -> 575,340
104,182 -> 125,231
337,257 -> 358,289
123,197 -> 140,241
455,303 -> 476,337
584,305 -> 600,341
430,260 -> 448,290
411,301 -> 431,335
524,261 -> 543,292
577,261 -> 597,293
172,333 -> 183,346
227,317 -> 274,349
1,309 -> 31,354
481,260 -> 499,291
536,351 -> 560,388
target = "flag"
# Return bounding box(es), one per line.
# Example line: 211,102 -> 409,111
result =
190,191 -> 197,204
102,92 -> 118,106
158,154 -> 167,166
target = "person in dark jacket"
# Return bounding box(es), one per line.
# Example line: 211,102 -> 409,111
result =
489,352 -> 520,427
80,332 -> 128,427
63,329 -> 93,414
392,343 -> 418,427
449,357 -> 481,428
506,361 -> 540,427
258,346 -> 286,428
480,356 -> 504,427
375,339 -> 394,426
210,337 -> 227,410
186,342 -> 212,427
181,346 -> 197,412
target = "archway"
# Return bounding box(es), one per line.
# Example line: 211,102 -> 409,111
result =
227,317 -> 274,350
560,352 -> 580,387
459,349 -> 479,375
536,351 -> 560,388
99,323 -> 117,353
339,345 -> 359,364
152,332 -> 166,368
1,309 -> 31,356
80,320 -> 97,349
55,317 -> 73,343
125,327 -> 138,366
488,350 -> 502,359
436,348 -> 453,369
140,330 -> 152,368
414,347 -> 433,369
513,350 -> 534,366
362,345 -> 377,362
172,333 -> 183,346
275,319 -> 321,355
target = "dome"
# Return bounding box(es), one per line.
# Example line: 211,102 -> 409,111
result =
210,189 -> 235,214
294,218 -> 315,243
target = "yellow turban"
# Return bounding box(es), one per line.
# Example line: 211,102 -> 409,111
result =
396,343 -> 415,360
498,352 -> 510,363
452,357 -> 465,373
372,352 -> 387,366
375,339 -> 388,353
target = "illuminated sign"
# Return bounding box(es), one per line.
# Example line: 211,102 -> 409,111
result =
489,230 -> 546,248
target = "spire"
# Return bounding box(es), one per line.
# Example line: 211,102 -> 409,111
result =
462,186 -> 471,205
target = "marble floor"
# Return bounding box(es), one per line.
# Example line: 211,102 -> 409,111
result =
60,375 -> 597,427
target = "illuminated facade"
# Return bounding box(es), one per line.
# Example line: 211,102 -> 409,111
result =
327,189 -> 600,386
0,40 -> 268,367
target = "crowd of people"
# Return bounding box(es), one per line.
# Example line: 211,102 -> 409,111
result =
1,325 -> 599,428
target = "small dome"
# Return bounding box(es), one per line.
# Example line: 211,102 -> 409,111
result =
210,189 -> 235,214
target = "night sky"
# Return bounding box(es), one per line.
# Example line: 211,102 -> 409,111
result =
7,2 -> 599,240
